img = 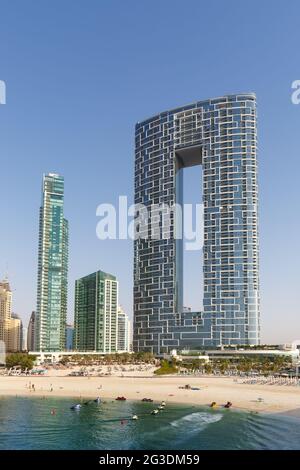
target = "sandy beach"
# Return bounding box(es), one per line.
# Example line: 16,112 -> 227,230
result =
1,370 -> 300,417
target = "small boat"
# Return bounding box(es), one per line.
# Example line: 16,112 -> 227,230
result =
210,401 -> 217,408
224,401 -> 232,409
116,396 -> 126,401
132,415 -> 138,420
151,409 -> 159,415
70,404 -> 81,411
94,397 -> 101,403
161,401 -> 166,407
142,398 -> 153,402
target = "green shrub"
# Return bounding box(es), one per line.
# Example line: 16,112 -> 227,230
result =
154,360 -> 178,375
6,353 -> 36,371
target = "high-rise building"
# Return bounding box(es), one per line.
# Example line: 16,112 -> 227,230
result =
65,324 -> 74,351
35,173 -> 68,352
27,311 -> 36,351
134,94 -> 260,354
74,270 -> 118,353
22,326 -> 28,351
8,313 -> 22,352
0,279 -> 12,349
117,307 -> 131,353
0,280 -> 24,352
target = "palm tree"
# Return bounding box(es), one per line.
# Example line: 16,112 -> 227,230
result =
204,362 -> 213,374
219,359 -> 230,374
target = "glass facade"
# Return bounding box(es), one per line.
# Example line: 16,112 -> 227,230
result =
133,94 -> 260,354
36,173 -> 68,351
117,307 -> 131,353
74,270 -> 118,353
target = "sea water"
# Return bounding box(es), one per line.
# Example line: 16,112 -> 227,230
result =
0,396 -> 299,450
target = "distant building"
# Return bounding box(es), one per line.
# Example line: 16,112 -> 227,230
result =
292,340 -> 300,351
35,173 -> 68,351
65,324 -> 74,351
27,311 -> 36,351
22,326 -> 28,351
74,270 -> 118,353
0,279 -> 12,349
8,313 -> 22,352
117,307 -> 131,353
281,341 -> 300,351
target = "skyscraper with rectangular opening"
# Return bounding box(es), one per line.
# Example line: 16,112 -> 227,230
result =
35,173 -> 68,351
133,94 -> 260,354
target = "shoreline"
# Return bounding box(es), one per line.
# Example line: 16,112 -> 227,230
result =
1,374 -> 300,418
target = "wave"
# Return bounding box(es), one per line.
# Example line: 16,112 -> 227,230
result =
171,412 -> 223,431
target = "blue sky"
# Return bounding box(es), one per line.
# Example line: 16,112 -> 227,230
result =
0,0 -> 299,343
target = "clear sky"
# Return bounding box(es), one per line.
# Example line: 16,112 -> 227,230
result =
0,0 -> 299,343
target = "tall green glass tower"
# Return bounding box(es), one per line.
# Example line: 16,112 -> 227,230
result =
35,173 -> 68,351
74,270 -> 118,353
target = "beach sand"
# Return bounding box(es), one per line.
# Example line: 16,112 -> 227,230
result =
1,372 -> 300,417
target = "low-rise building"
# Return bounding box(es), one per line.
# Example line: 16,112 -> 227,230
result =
176,347 -> 300,363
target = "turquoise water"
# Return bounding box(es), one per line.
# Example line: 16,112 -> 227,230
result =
0,396 -> 299,450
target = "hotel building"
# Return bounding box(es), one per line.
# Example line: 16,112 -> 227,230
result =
133,94 -> 260,354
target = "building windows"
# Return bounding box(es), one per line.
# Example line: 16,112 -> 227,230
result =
134,94 -> 260,354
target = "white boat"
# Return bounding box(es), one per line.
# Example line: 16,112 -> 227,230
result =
70,404 -> 81,411
151,409 -> 159,415
132,415 -> 138,420
161,401 -> 166,406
